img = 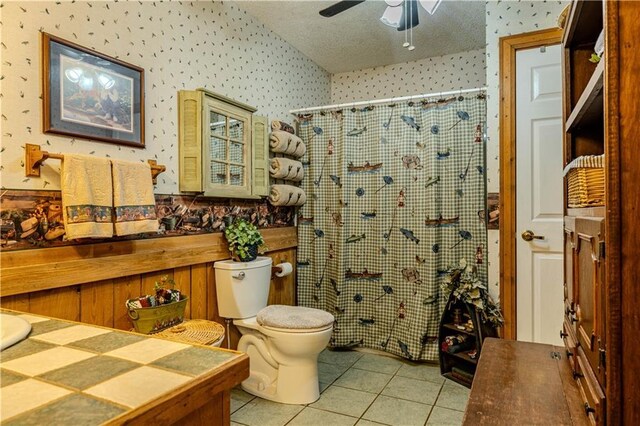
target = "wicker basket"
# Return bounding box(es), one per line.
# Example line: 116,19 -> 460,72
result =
127,297 -> 188,334
153,319 -> 225,346
567,167 -> 605,208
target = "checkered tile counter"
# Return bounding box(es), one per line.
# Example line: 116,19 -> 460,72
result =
0,310 -> 245,425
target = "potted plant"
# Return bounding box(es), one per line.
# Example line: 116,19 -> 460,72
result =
441,259 -> 504,327
224,218 -> 266,262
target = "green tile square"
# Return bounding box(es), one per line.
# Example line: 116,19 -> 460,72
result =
1,369 -> 28,387
29,320 -> 73,337
38,356 -> 139,390
3,394 -> 125,426
67,331 -> 145,353
0,339 -> 56,362
151,346 -> 235,376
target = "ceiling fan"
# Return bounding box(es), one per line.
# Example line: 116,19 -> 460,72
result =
319,0 -> 442,31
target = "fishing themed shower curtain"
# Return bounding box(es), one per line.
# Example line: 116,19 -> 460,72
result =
296,93 -> 488,361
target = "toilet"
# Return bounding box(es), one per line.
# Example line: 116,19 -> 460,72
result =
214,256 -> 334,405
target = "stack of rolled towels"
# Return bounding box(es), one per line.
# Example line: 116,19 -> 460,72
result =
268,120 -> 307,207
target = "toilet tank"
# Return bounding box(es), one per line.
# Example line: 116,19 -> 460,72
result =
214,256 -> 273,319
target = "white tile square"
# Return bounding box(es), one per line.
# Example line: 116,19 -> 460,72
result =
1,346 -> 96,376
1,378 -> 72,421
104,338 -> 189,364
17,314 -> 50,324
32,324 -> 112,345
84,366 -> 191,408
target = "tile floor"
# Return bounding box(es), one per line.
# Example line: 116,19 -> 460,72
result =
231,349 -> 469,426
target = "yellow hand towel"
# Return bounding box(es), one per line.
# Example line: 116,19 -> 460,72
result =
111,159 -> 159,236
61,154 -> 114,240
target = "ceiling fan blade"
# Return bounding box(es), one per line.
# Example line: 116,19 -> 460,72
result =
319,0 -> 367,17
397,0 -> 419,31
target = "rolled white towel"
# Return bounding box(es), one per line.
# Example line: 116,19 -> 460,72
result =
270,131 -> 307,158
269,184 -> 307,207
271,120 -> 295,134
269,158 -> 304,182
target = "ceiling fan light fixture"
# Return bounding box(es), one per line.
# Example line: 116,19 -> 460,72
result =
419,0 -> 442,15
380,4 -> 404,28
385,0 -> 404,6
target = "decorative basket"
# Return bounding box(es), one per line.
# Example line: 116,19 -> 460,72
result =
127,296 -> 188,334
153,319 -> 225,346
567,167 -> 605,208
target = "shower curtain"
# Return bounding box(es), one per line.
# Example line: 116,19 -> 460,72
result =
296,93 -> 487,361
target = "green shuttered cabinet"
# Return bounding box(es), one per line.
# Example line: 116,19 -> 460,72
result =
178,89 -> 269,198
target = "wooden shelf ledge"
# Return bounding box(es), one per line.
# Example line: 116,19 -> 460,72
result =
566,59 -> 604,132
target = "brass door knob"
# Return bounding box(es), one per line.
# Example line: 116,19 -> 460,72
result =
521,230 -> 544,241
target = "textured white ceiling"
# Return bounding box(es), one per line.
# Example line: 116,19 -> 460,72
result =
238,0 -> 486,73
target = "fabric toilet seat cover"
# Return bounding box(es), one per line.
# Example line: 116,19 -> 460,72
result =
257,305 -> 334,330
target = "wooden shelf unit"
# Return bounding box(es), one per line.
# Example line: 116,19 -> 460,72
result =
438,294 -> 497,389
560,0 -> 640,424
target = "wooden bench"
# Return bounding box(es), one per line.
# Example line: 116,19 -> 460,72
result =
462,338 -> 589,425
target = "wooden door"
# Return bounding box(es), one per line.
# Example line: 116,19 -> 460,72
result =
574,217 -> 605,387
515,44 -> 565,345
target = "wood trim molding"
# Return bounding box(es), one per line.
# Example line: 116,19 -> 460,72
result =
0,227 -> 297,297
499,28 -> 563,340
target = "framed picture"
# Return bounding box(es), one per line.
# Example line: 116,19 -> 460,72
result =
42,32 -> 145,148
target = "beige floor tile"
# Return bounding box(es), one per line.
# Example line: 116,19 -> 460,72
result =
435,382 -> 470,412
334,367 -> 393,394
427,406 -> 465,425
84,366 -> 190,408
309,385 -> 377,418
355,420 -> 388,426
396,362 -> 445,385
381,375 -> 442,405
231,397 -> 304,426
288,407 -> 358,426
32,325 -> 112,345
104,338 -> 189,364
1,346 -> 96,376
1,379 -> 71,422
352,353 -> 403,375
231,387 -> 256,413
318,349 -> 364,367
362,395 -> 431,426
318,360 -> 350,383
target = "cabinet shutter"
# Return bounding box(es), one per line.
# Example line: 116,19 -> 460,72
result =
252,115 -> 270,197
178,90 -> 202,192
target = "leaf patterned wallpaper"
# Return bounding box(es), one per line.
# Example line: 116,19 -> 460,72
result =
330,48 -> 486,104
484,0 -> 569,299
0,1 -> 330,194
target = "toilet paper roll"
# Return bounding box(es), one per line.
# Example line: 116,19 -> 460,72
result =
274,262 -> 293,278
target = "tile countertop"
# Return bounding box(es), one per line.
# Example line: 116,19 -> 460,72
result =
0,310 -> 249,425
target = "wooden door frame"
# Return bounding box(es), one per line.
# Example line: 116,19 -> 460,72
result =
499,28 -> 564,340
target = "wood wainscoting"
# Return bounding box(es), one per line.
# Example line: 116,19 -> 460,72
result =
0,227 -> 297,349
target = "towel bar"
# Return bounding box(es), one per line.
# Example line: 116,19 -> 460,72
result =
25,143 -> 167,184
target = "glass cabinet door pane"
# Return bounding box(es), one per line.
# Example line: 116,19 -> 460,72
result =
230,165 -> 244,186
210,161 -> 227,185
229,141 -> 244,165
210,137 -> 227,161
229,118 -> 244,141
210,111 -> 226,137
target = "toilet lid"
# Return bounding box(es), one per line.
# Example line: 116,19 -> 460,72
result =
257,305 -> 334,330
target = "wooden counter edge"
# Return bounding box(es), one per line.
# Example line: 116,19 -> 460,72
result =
107,353 -> 250,425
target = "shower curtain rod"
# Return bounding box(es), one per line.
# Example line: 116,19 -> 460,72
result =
289,86 -> 487,114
